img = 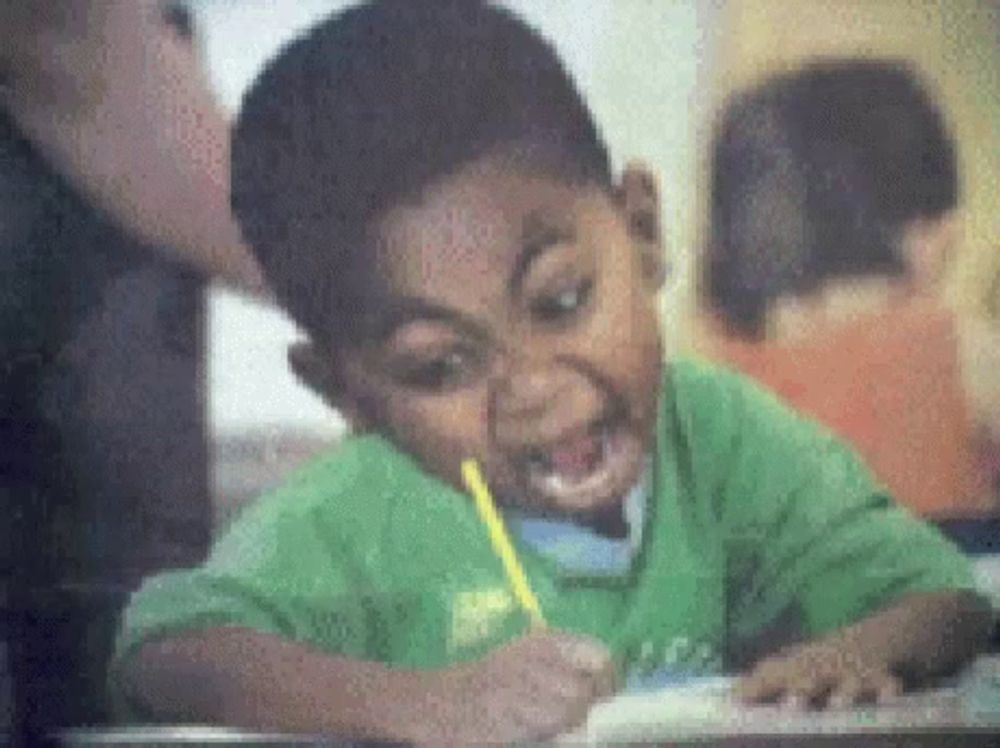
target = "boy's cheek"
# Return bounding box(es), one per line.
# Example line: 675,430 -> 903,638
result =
382,394 -> 490,487
601,318 -> 664,412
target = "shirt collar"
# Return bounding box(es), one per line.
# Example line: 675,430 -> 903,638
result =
505,462 -> 651,576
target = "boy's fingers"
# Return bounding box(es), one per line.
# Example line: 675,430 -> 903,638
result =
829,670 -> 901,708
753,666 -> 832,710
736,663 -> 787,703
780,675 -> 830,710
591,654 -> 618,700
553,647 -> 617,704
734,674 -> 763,703
508,669 -> 596,739
739,653 -> 903,711
508,700 -> 569,738
529,666 -> 588,703
550,635 -> 613,675
876,673 -> 903,704
510,693 -> 590,739
780,690 -> 806,710
827,675 -> 866,709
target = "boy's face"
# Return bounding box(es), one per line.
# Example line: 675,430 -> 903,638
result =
302,153 -> 666,519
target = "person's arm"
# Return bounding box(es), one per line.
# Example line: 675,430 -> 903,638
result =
119,628 -> 432,741
737,589 -> 992,707
119,626 -> 615,743
0,0 -> 267,297
701,364 -> 991,706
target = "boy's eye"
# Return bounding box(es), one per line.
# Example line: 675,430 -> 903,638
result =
395,349 -> 473,392
530,278 -> 593,323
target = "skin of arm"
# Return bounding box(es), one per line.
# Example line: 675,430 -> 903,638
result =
0,0 -> 268,297
118,626 -> 615,743
738,589 -> 994,708
120,628 -> 434,742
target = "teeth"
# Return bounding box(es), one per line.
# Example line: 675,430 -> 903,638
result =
529,427 -> 616,496
541,471 -> 568,495
518,422 -> 640,510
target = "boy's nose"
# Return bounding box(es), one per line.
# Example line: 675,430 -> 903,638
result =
491,359 -> 602,446
495,362 -> 567,420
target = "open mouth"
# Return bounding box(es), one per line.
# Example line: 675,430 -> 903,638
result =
520,413 -> 643,512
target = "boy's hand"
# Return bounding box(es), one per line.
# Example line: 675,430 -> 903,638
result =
736,591 -> 992,711
412,630 -> 615,744
736,637 -> 902,710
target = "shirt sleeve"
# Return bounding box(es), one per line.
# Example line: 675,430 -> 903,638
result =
108,486 -> 379,717
709,366 -> 976,643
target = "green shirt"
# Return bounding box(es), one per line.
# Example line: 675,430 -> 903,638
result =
110,358 -> 974,711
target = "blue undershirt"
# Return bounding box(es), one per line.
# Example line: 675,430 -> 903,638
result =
505,463 -> 650,577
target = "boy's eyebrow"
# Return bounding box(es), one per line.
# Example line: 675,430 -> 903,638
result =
366,297 -> 487,345
508,211 -> 575,296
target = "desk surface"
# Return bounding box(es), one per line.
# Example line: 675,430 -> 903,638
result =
57,657 -> 1000,746
561,656 -> 1000,745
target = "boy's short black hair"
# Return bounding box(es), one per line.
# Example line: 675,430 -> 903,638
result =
232,0 -> 610,349
705,59 -> 958,338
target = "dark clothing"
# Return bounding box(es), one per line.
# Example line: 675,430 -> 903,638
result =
1,110 -> 210,743
0,112 -> 143,360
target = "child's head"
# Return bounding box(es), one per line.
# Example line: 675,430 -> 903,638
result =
232,0 -> 666,520
705,59 -> 958,338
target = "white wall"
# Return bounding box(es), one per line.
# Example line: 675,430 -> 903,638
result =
196,0 -> 704,436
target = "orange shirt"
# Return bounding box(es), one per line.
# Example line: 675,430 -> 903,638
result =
704,304 -> 996,518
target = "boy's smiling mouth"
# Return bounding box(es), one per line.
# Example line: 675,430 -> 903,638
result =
515,408 -> 645,513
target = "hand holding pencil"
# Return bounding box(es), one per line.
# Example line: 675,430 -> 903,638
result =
409,459 -> 615,743
417,619 -> 616,743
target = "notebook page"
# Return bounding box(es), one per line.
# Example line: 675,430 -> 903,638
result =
555,672 -> 1000,745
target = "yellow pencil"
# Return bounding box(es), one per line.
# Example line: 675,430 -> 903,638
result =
461,458 -> 547,629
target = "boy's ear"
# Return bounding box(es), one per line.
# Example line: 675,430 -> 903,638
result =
288,341 -> 372,430
617,161 -> 668,290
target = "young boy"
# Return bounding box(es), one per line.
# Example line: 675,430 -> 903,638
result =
110,1 -> 992,742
